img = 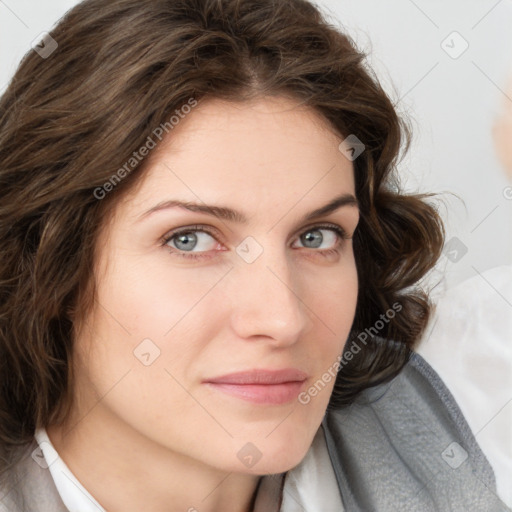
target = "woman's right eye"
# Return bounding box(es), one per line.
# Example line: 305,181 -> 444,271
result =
163,227 -> 221,258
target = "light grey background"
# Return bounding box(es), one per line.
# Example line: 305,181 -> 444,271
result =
1,0 -> 512,293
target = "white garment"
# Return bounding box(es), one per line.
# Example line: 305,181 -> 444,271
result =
417,264 -> 512,509
34,265 -> 512,510
280,426 -> 343,511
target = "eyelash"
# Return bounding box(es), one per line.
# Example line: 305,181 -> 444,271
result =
161,223 -> 350,261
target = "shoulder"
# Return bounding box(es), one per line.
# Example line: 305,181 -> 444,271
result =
0,438 -> 67,512
322,353 -> 510,510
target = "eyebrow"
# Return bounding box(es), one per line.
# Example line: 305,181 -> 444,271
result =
137,193 -> 358,224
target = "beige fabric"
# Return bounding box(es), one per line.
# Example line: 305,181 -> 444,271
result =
0,439 -> 68,512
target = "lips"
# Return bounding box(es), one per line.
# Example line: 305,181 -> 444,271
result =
203,368 -> 308,405
205,368 -> 308,385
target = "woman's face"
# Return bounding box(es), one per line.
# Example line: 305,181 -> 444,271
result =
74,96 -> 359,475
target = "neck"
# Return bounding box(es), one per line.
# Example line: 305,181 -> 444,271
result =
47,405 -> 262,512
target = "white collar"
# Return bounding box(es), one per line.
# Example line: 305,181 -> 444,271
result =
34,428 -> 105,511
280,425 -> 343,511
34,424 -> 343,512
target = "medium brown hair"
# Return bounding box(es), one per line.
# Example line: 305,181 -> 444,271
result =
0,0 -> 444,472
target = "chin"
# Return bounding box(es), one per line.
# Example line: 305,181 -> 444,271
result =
230,433 -> 315,476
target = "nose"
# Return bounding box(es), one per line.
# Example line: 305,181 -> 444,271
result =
228,249 -> 309,346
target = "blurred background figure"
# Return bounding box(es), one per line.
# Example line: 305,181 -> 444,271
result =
493,75 -> 512,180
418,74 -> 512,508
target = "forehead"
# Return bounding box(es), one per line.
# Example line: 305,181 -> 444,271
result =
121,96 -> 355,219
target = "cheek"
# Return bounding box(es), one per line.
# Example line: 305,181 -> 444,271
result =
305,253 -> 358,337
77,255 -> 231,399
295,256 -> 358,398
72,259 -> 226,454
93,252 -> 229,341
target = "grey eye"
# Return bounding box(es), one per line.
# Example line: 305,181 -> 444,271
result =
300,230 -> 323,248
166,230 -> 218,253
294,228 -> 339,250
173,232 -> 198,251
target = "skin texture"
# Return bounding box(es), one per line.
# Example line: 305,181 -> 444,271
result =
47,96 -> 360,512
493,76 -> 512,178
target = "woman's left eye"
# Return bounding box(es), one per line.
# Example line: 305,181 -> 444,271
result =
162,224 -> 348,260
291,227 -> 345,250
